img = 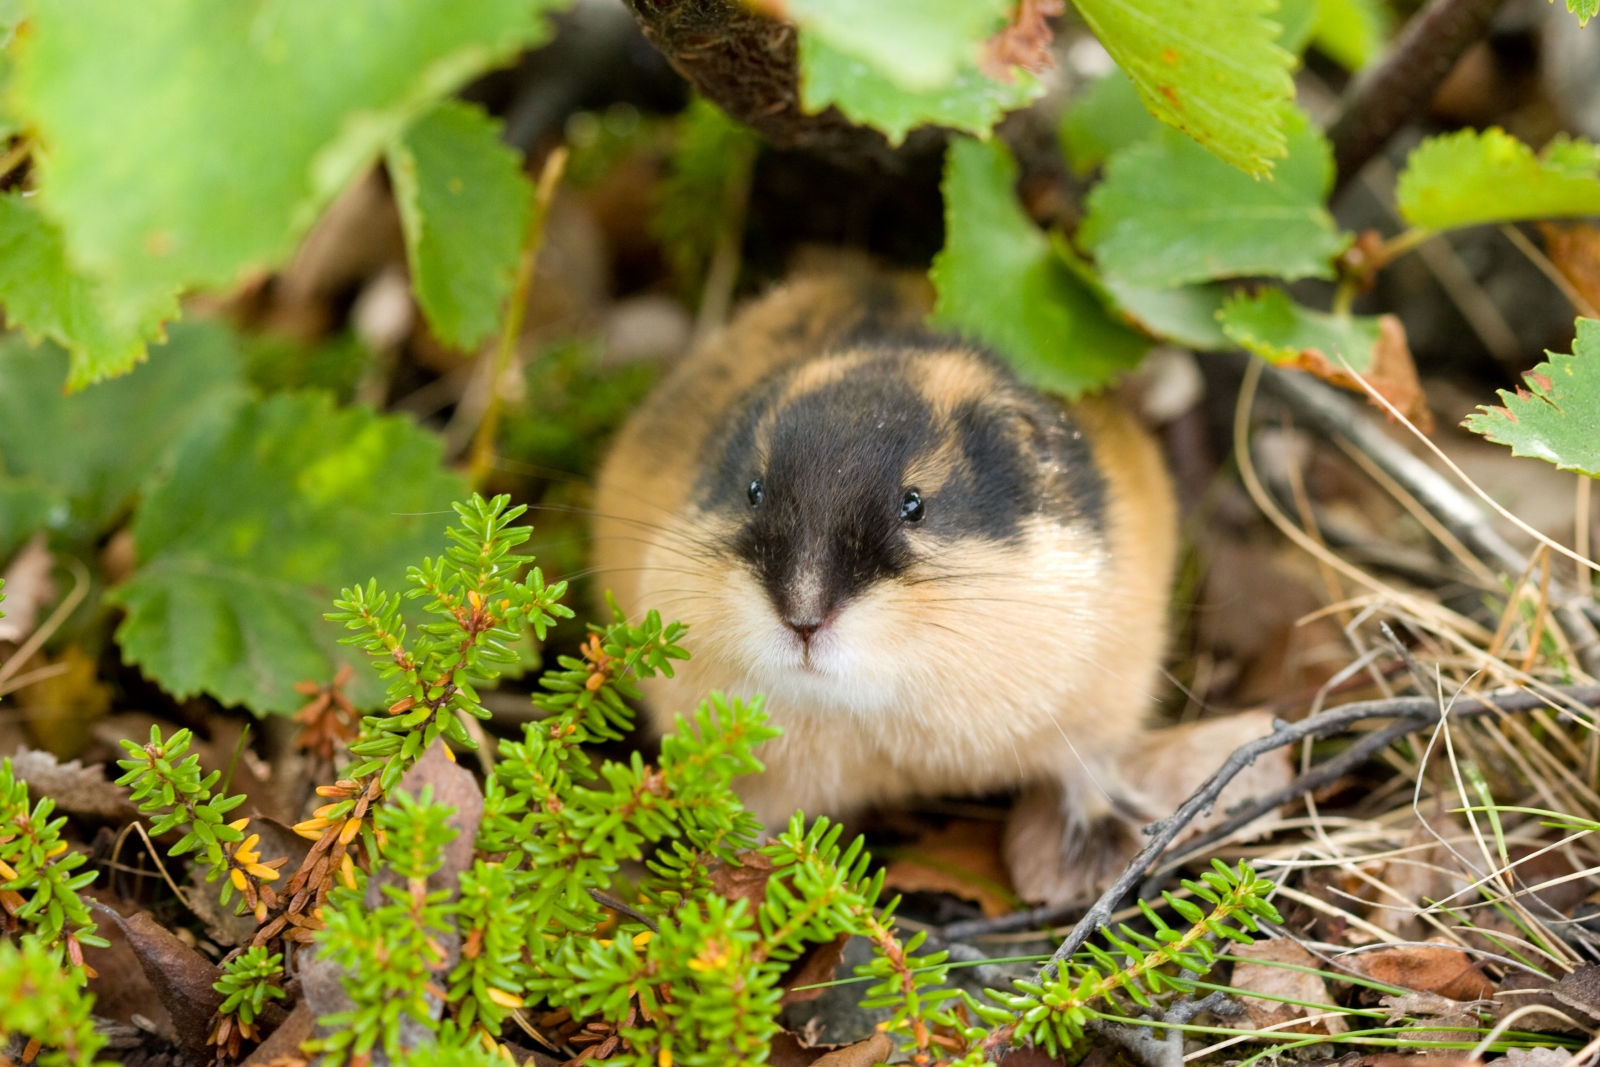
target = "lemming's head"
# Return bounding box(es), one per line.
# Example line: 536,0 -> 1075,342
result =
671,338 -> 1109,711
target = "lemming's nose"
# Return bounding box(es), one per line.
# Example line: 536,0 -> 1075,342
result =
786,616 -> 822,642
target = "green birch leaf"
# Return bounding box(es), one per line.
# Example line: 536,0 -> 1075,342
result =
1079,108 -> 1348,288
1070,0 -> 1296,175
0,321 -> 246,548
1312,0 -> 1389,70
781,0 -> 1009,91
387,100 -> 531,352
1464,319 -> 1600,475
13,0 -> 557,341
1054,237 -> 1230,349
1397,128 -> 1600,231
798,32 -> 1043,145
930,136 -> 1147,397
0,193 -> 177,389
1218,287 -> 1381,374
1059,72 -> 1160,174
1105,282 -> 1231,350
109,392 -> 465,714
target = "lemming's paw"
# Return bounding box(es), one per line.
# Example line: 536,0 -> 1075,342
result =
1003,782 -> 1143,908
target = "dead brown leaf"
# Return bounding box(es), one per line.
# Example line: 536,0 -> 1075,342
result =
711,850 -> 776,907
982,0 -> 1063,78
883,819 -> 1018,918
1552,963 -> 1600,1021
1490,971 -> 1586,1034
779,933 -> 851,1006
118,910 -> 225,1056
1538,222 -> 1600,317
1292,315 -> 1435,434
808,1033 -> 893,1067
1349,943 -> 1495,1001
9,748 -> 136,821
241,1003 -> 314,1067
1229,937 -> 1349,1034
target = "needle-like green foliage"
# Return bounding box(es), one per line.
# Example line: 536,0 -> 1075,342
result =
0,758 -> 107,967
329,494 -> 574,793
0,937 -> 107,1067
309,786 -> 461,1067
212,945 -> 287,1038
113,726 -> 257,904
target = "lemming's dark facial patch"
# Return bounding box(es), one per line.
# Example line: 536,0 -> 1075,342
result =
696,340 -> 1105,628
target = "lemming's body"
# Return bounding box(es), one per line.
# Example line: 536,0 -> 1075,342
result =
594,269 -> 1189,903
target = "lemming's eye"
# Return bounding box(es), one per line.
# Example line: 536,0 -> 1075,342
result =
900,488 -> 924,523
748,479 -> 764,507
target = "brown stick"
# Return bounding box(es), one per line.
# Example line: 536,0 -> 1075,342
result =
1329,0 -> 1509,192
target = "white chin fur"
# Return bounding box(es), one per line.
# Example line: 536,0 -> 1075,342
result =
733,613 -> 904,714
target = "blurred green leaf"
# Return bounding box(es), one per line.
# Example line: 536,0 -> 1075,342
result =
13,0 -> 557,367
1312,0 -> 1389,70
1275,0 -> 1320,56
1218,287 -> 1382,374
388,100 -> 531,352
1059,72 -> 1160,174
502,340 -> 659,480
109,393 -> 466,713
241,331 -> 371,399
1106,282 -> 1231,350
1464,319 -> 1600,475
799,33 -> 1043,146
0,321 -> 246,551
1079,108 -> 1348,288
1071,0 -> 1296,175
0,193 -> 177,389
930,136 -> 1147,397
1561,0 -> 1596,27
1054,237 -> 1230,350
1396,128 -> 1600,231
783,0 -> 1009,91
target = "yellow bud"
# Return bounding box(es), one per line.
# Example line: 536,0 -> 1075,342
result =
0,860 -> 18,881
246,863 -> 281,882
485,988 -> 524,1009
228,817 -> 251,833
313,803 -> 342,820
340,854 -> 357,889
444,745 -> 456,763
632,931 -> 654,948
293,817 -> 331,835
338,817 -> 362,845
45,842 -> 67,858
230,868 -> 247,891
659,1048 -> 673,1067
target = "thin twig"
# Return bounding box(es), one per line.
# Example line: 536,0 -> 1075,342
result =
587,887 -> 660,933
941,684 -> 1600,944
1328,0 -> 1509,190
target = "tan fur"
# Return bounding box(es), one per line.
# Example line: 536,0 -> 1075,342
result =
593,270 -> 1179,904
